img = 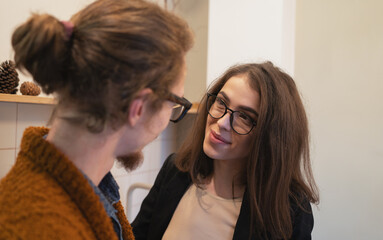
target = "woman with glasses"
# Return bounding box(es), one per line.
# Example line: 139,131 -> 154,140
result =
132,62 -> 319,240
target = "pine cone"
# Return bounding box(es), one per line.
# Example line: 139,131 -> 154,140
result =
20,81 -> 41,96
0,60 -> 19,94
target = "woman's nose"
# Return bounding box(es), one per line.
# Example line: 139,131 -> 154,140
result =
216,112 -> 231,131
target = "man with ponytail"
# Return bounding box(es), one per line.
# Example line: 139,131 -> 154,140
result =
0,0 -> 193,239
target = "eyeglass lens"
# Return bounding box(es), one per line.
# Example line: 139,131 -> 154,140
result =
170,104 -> 185,121
207,94 -> 255,134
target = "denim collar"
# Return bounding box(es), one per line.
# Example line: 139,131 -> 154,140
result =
86,172 -> 123,240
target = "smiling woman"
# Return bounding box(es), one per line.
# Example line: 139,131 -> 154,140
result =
132,61 -> 319,240
203,76 -> 260,164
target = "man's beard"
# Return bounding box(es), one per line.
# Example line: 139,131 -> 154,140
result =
116,151 -> 144,172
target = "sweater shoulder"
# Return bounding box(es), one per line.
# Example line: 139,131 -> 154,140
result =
0,159 -> 96,239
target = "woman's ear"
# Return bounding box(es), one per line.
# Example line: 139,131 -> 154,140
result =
128,88 -> 153,127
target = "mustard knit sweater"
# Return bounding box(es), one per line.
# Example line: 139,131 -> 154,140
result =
0,127 -> 135,240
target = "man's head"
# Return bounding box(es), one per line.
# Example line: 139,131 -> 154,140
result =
115,60 -> 188,171
12,0 -> 194,133
12,0 -> 193,171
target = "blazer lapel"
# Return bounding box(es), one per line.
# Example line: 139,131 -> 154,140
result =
148,169 -> 191,239
233,188 -> 252,240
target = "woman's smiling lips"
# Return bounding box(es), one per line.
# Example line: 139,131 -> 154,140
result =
210,130 -> 231,144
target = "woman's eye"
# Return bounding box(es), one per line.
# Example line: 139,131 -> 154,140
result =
215,98 -> 225,106
238,112 -> 250,120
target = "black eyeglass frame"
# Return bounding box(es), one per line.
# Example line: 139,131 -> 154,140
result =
166,92 -> 192,123
206,92 -> 257,135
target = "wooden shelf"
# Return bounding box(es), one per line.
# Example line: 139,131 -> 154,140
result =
189,103 -> 199,114
0,93 -> 55,105
0,93 -> 200,113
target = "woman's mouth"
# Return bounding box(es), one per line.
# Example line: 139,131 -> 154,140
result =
210,130 -> 231,144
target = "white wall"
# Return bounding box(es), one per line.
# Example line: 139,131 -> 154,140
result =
0,102 -> 54,178
295,0 -> 383,239
207,0 -> 295,86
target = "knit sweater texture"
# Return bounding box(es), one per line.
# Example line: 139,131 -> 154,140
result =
0,126 -> 135,240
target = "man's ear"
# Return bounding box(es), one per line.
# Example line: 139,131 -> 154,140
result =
128,88 -> 153,127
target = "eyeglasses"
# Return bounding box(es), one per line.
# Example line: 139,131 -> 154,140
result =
166,92 -> 192,123
206,93 -> 257,135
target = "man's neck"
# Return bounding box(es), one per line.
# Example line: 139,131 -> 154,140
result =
46,119 -> 120,185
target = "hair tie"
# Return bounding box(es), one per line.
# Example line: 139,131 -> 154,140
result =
61,20 -> 74,40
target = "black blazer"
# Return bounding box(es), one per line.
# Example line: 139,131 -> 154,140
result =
132,154 -> 314,240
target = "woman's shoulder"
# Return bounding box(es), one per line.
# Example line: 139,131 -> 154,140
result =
289,194 -> 314,238
161,153 -> 178,172
158,153 -> 189,182
289,193 -> 313,216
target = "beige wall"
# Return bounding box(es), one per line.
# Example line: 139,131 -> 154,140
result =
175,0 -> 209,103
295,0 -> 383,239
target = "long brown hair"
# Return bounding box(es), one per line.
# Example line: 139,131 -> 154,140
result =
12,0 -> 193,133
176,62 -> 319,239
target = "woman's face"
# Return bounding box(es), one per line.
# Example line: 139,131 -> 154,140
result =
203,75 -> 260,165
